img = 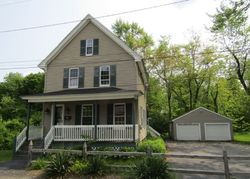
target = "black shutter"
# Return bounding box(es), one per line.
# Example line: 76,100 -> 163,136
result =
94,66 -> 99,87
126,103 -> 132,124
63,68 -> 69,88
75,105 -> 81,125
78,67 -> 85,88
107,104 -> 113,124
110,65 -> 116,86
80,40 -> 86,56
93,39 -> 99,55
94,104 -> 100,125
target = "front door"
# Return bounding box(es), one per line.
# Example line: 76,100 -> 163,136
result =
54,105 -> 64,125
82,104 -> 93,125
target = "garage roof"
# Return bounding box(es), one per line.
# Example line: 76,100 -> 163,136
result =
172,107 -> 232,122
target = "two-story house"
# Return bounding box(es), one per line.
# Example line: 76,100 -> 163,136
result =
18,14 -> 147,150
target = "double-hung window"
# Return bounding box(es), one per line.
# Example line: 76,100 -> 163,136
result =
114,103 -> 126,124
100,65 -> 110,87
86,39 -> 93,56
69,68 -> 79,88
81,104 -> 93,125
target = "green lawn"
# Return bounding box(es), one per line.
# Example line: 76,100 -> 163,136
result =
0,150 -> 13,162
234,132 -> 250,144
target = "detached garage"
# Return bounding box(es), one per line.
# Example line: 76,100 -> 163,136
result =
172,107 -> 233,141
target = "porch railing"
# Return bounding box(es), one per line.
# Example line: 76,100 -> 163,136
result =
54,125 -> 95,141
28,125 -> 43,140
44,125 -> 138,148
44,126 -> 54,149
15,126 -> 27,152
97,125 -> 137,141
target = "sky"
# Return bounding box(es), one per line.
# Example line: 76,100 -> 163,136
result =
0,0 -> 222,82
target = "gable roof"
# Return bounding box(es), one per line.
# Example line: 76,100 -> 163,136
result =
38,14 -> 141,70
172,107 -> 232,122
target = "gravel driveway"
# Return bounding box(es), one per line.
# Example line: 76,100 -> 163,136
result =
167,142 -> 250,179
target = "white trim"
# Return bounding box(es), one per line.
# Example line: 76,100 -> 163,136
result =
99,65 -> 110,87
68,68 -> 79,88
172,107 -> 233,122
176,123 -> 201,141
51,104 -> 65,126
81,104 -> 94,125
85,39 -> 93,56
204,123 -> 231,141
50,104 -> 54,127
113,103 -> 126,125
38,14 -> 141,70
22,91 -> 141,103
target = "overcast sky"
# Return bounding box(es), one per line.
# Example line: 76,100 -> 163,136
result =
0,0 -> 222,81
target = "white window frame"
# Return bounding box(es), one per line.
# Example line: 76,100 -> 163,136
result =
85,39 -> 93,56
68,68 -> 79,88
81,104 -> 94,125
99,65 -> 110,87
113,103 -> 126,125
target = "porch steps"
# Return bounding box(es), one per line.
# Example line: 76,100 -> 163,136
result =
14,139 -> 44,161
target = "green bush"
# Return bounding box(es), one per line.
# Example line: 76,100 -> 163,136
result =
134,156 -> 170,179
70,160 -> 88,175
86,156 -> 107,176
46,153 -> 72,178
0,119 -> 25,150
30,158 -> 47,170
30,111 -> 42,126
137,137 -> 166,153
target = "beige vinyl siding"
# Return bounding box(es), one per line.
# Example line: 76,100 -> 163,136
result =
44,22 -> 137,92
138,94 -> 147,141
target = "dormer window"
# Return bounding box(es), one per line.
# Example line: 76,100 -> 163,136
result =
80,39 -> 99,56
86,39 -> 93,56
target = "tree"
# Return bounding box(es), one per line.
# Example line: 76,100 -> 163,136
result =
112,19 -> 154,59
210,0 -> 250,95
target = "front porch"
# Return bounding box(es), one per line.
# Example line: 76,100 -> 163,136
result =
19,88 -> 147,151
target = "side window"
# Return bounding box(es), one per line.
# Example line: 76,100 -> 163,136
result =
99,65 -> 110,87
69,68 -> 79,88
86,39 -> 93,56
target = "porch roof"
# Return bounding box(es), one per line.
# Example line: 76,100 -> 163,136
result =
21,87 -> 142,103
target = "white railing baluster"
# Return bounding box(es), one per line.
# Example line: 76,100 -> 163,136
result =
15,126 -> 27,152
44,127 -> 55,149
48,125 -> 138,142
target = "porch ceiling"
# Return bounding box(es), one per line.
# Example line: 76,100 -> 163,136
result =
21,87 -> 142,103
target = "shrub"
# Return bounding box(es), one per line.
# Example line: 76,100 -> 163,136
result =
134,156 -> 170,179
30,158 -> 47,170
46,153 -> 72,178
137,137 -> 166,153
86,156 -> 107,176
70,160 -> 88,175
30,111 -> 42,126
0,119 -> 25,150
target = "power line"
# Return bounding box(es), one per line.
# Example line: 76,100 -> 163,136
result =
0,46 -> 248,65
0,0 -> 189,34
0,0 -> 32,7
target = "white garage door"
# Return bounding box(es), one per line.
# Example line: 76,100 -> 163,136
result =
205,123 -> 231,141
176,123 -> 201,140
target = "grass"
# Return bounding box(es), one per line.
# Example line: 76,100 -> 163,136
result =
234,132 -> 250,144
0,150 -> 13,162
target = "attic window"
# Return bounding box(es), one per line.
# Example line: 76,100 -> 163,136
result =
86,39 -> 93,56
80,39 -> 99,56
